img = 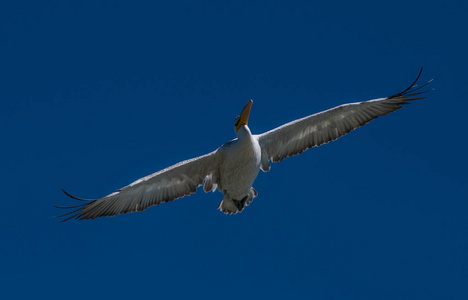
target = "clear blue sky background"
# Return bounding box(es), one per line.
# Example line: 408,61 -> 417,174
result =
1,1 -> 467,299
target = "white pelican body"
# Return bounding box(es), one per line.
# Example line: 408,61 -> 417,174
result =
58,70 -> 431,221
217,124 -> 261,212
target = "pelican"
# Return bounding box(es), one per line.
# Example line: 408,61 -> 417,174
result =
57,70 -> 431,221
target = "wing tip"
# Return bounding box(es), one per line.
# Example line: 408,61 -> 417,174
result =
56,189 -> 97,222
388,68 -> 433,100
61,188 -> 96,201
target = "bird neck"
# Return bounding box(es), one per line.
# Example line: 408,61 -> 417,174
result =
236,125 -> 252,140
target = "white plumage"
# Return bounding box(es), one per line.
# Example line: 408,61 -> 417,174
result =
57,70 -> 431,221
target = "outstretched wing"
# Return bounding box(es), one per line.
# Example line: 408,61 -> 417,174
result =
57,151 -> 220,221
256,69 -> 431,170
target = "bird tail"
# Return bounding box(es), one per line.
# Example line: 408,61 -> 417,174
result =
217,188 -> 257,214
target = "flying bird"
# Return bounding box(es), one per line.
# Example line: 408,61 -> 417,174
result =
57,70 -> 431,221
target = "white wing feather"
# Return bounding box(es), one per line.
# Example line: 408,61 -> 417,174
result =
257,74 -> 431,169
58,151 -> 220,221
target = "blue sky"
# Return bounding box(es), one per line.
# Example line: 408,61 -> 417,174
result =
1,0 -> 467,298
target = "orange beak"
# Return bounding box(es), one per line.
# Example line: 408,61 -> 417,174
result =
236,100 -> 253,131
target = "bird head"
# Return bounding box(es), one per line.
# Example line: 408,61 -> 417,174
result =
234,99 -> 253,132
